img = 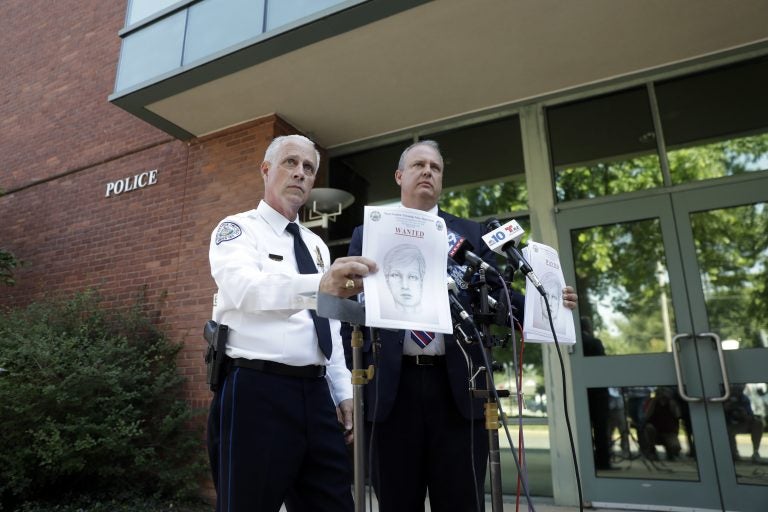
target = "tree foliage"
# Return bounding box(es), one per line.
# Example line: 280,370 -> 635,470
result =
438,133 -> 768,361
441,179 -> 528,219
566,134 -> 768,353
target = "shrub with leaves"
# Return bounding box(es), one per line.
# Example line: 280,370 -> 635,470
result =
0,291 -> 207,510
0,249 -> 22,286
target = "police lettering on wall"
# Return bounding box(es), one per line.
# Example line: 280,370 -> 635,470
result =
105,169 -> 158,198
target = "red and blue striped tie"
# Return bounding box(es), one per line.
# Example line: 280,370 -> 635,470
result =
410,330 -> 435,349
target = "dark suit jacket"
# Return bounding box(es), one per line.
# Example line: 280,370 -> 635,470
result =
346,209 -> 512,422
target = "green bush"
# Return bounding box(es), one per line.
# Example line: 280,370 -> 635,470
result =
0,291 -> 208,510
16,493 -> 211,512
0,249 -> 22,286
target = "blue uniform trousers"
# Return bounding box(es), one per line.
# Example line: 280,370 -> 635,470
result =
209,366 -> 353,512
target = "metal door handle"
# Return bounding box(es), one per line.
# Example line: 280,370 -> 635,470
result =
672,333 -> 702,402
698,332 -> 731,403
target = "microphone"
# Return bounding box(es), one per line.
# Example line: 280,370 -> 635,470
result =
447,229 -> 498,276
447,276 -> 476,330
482,218 -> 544,293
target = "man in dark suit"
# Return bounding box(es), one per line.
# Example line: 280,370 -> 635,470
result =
345,140 -> 577,512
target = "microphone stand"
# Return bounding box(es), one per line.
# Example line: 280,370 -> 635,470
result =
350,323 -> 375,511
473,268 -> 505,512
317,293 -> 372,512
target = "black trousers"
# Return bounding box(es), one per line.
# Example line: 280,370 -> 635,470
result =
370,362 -> 488,512
207,366 -> 353,512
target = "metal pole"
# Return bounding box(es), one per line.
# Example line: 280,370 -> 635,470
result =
486,366 -> 504,512
478,272 -> 503,512
350,324 -> 367,512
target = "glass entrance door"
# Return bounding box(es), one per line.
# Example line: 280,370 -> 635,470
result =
557,174 -> 768,510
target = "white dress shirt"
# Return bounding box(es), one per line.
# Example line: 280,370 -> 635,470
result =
209,200 -> 352,404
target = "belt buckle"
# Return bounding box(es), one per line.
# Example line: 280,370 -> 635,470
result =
415,355 -> 432,366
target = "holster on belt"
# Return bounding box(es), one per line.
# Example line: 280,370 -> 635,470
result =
203,320 -> 229,392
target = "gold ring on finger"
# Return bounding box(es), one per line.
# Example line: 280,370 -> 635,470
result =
345,279 -> 355,290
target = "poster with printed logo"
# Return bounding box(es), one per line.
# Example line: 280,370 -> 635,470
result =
361,206 -> 452,333
521,241 -> 576,344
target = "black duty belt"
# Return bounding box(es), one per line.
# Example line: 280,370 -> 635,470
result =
232,358 -> 326,378
402,355 -> 445,366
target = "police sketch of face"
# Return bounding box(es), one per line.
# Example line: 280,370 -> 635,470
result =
383,244 -> 426,314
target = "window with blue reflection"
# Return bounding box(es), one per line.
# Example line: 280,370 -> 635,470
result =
126,0 -> 180,26
115,11 -> 186,91
185,0 -> 266,65
266,0 -> 348,31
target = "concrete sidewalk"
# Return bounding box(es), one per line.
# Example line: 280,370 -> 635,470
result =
277,488 -> 641,512
292,494 -> 638,512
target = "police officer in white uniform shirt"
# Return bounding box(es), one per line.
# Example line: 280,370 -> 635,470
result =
207,134 -> 377,512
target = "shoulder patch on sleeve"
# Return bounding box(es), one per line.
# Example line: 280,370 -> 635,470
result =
215,221 -> 242,245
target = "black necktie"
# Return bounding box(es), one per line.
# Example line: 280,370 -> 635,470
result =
285,222 -> 332,359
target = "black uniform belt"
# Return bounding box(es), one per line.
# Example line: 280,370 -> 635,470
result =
402,355 -> 445,366
231,358 -> 326,378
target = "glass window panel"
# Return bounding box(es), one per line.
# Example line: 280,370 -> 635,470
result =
126,0 -> 179,26
689,202 -> 768,350
495,422 -> 555,495
266,0 -> 348,31
572,219 -> 676,356
656,56 -> 768,184
184,0 -> 266,64
330,140 -> 407,207
723,382 -> 768,484
328,116 -> 524,244
588,385 -> 699,480
441,179 -> 527,219
426,116 -> 525,193
547,87 -> 662,202
115,11 -> 186,91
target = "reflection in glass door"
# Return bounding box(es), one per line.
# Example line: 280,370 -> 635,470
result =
673,178 -> 768,509
558,175 -> 768,511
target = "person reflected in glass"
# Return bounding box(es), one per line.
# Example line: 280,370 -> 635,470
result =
641,387 -> 683,461
581,316 -> 612,470
725,384 -> 764,462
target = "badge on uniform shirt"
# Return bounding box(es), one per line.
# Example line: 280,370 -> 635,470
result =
315,246 -> 325,272
215,221 -> 242,245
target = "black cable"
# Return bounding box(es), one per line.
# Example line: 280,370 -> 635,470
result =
467,320 -> 537,512
454,333 -> 482,512
541,294 -> 584,512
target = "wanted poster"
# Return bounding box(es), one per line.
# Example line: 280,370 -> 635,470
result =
361,206 -> 452,333
522,241 -> 576,344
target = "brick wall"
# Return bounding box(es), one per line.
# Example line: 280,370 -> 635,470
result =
0,0 -> 170,193
0,0 -> 328,501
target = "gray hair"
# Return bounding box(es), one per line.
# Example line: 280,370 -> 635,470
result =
263,134 -> 320,170
397,140 -> 441,171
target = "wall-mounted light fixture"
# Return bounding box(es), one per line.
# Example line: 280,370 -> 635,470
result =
303,188 -> 355,229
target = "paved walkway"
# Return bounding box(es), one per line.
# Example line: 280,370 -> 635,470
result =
283,495 -> 639,512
